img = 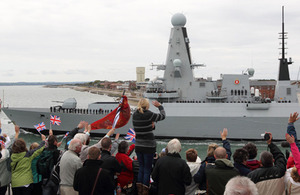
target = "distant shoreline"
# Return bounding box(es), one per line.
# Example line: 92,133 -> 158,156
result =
47,85 -> 141,107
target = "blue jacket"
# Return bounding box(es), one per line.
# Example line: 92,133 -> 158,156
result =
287,123 -> 300,150
234,162 -> 251,176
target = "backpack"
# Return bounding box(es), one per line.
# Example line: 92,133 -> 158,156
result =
37,150 -> 54,178
49,151 -> 63,185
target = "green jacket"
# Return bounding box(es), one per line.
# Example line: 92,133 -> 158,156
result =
11,141 -> 45,188
205,159 -> 239,195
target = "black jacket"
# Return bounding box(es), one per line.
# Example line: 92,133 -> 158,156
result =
247,142 -> 286,183
64,127 -> 80,150
152,153 -> 192,195
100,150 -> 122,179
73,159 -> 115,195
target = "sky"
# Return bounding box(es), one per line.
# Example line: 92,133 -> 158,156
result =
1,0 -> 300,82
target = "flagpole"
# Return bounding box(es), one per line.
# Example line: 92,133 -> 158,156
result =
112,92 -> 125,129
60,136 -> 65,143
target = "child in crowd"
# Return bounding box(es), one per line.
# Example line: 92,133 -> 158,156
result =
185,148 -> 201,195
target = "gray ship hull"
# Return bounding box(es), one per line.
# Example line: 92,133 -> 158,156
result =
3,102 -> 299,140
149,102 -> 300,140
2,107 -> 132,136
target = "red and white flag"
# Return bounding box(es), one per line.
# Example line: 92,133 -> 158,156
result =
91,95 -> 130,130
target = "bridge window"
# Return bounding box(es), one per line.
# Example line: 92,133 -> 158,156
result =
287,88 -> 291,95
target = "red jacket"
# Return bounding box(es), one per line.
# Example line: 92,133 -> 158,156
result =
286,156 -> 294,169
115,152 -> 134,188
246,159 -> 260,170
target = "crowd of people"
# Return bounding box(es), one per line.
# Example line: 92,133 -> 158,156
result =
0,98 -> 300,195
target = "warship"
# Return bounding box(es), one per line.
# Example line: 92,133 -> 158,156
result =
2,9 -> 300,140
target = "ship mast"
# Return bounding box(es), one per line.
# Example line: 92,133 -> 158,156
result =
278,6 -> 293,81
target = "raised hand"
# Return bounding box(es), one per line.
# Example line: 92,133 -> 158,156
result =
115,133 -> 120,140
84,123 -> 90,134
106,128 -> 116,137
152,100 -> 161,107
14,125 -> 20,139
57,141 -> 62,147
220,128 -> 228,140
265,132 -> 273,145
77,121 -> 88,129
41,134 -> 46,141
289,112 -> 299,123
286,133 -> 295,144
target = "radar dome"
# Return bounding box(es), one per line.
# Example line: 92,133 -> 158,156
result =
173,59 -> 182,67
247,68 -> 255,76
171,13 -> 186,27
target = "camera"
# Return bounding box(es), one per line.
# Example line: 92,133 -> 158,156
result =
262,133 -> 270,140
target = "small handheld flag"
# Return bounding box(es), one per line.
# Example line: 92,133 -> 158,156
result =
34,122 -> 46,134
0,140 -> 4,147
124,128 -> 136,143
60,132 -> 69,142
50,115 -> 61,126
63,132 -> 69,139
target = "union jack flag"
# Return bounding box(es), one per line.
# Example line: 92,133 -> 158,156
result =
124,128 -> 136,143
50,115 -> 61,126
0,140 -> 4,146
63,132 -> 69,139
34,122 -> 46,132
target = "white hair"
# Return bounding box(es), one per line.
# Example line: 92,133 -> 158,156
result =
74,133 -> 88,144
68,139 -> 82,151
224,176 -> 258,195
167,138 -> 181,154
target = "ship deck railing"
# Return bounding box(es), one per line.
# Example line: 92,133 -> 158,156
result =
144,91 -> 179,99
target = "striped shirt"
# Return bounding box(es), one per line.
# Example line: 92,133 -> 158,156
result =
132,106 -> 166,153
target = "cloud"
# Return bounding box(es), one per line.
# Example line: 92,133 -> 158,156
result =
1,0 -> 300,82
1,70 -> 15,77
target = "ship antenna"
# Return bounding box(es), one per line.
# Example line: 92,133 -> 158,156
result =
281,6 -> 285,61
278,6 -> 293,81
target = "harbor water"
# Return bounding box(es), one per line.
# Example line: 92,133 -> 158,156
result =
0,85 -> 288,160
